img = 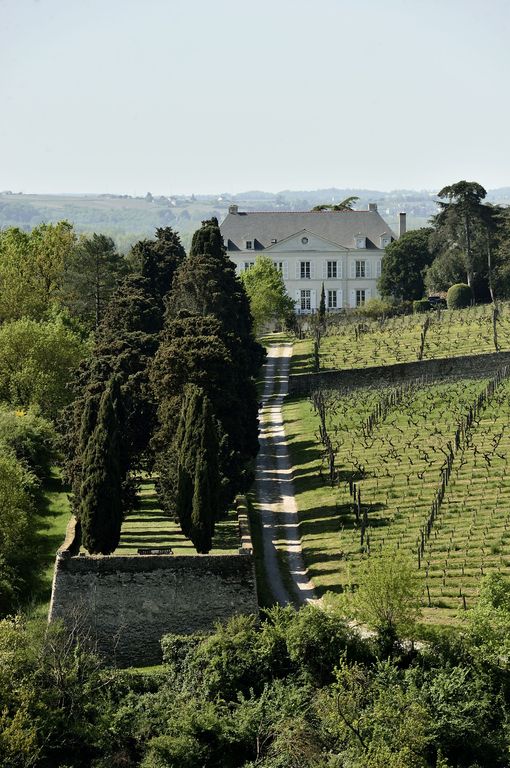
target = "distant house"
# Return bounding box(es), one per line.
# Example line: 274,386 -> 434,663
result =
221,205 -> 406,313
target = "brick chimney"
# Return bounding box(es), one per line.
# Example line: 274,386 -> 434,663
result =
228,204 -> 239,214
398,212 -> 407,238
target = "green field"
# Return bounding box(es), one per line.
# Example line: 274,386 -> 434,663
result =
284,375 -> 510,625
291,302 -> 510,375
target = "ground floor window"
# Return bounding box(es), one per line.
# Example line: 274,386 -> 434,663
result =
356,289 -> 366,307
243,261 -> 255,271
327,290 -> 337,309
300,289 -> 311,311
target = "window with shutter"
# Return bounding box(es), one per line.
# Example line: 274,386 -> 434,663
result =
355,260 -> 366,278
327,261 -> 337,279
300,261 -> 311,279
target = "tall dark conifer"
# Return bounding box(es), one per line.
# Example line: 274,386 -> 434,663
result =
79,377 -> 124,554
319,283 -> 326,323
174,384 -> 220,553
170,218 -> 264,377
62,228 -> 185,515
153,218 -> 264,516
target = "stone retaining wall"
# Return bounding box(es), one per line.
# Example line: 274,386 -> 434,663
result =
288,351 -> 510,395
48,501 -> 258,667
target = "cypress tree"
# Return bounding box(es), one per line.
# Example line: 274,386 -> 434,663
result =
153,218 -> 264,514
63,228 -> 185,513
174,385 -> 204,537
319,282 -> 326,324
151,313 -> 257,516
79,377 -> 124,555
174,384 -> 220,553
170,217 -> 264,377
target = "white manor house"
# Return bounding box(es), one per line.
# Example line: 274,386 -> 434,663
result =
221,204 -> 406,313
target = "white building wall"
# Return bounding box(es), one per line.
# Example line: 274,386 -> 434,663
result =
232,242 -> 383,312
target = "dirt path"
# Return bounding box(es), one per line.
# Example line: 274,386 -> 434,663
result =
254,342 -> 316,606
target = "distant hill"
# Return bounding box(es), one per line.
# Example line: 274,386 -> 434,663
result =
1,187 -> 508,252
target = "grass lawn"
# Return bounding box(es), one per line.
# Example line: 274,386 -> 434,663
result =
115,478 -> 239,555
30,467 -> 72,618
283,376 -> 510,627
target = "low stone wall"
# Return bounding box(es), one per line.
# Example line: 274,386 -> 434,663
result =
48,501 -> 258,667
288,350 -> 510,395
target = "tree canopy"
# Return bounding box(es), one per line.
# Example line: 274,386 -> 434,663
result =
62,233 -> 128,328
240,256 -> 294,333
428,181 -> 500,298
378,228 -> 434,301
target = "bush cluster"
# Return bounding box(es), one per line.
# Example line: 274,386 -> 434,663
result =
2,598 -> 510,768
413,298 -> 431,313
447,282 -> 473,309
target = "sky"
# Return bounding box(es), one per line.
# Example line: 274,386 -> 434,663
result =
1,0 -> 509,196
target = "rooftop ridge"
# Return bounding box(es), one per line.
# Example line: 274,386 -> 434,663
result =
233,209 -> 373,214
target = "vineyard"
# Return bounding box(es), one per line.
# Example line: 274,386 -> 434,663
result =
291,302 -> 510,374
283,371 -> 510,624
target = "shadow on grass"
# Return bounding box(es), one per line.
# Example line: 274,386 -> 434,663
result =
290,352 -> 313,374
31,470 -> 71,605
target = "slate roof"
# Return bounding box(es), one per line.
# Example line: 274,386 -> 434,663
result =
220,209 -> 396,251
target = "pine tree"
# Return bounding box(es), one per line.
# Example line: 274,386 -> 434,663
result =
61,233 -> 128,328
79,377 -> 124,555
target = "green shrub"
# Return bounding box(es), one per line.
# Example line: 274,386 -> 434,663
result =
353,298 -> 394,319
0,453 -> 38,613
0,316 -> 89,418
0,407 -> 55,478
413,299 -> 431,314
447,283 -> 473,309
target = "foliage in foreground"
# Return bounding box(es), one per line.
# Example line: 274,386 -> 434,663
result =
240,256 -> 295,333
2,593 -> 510,768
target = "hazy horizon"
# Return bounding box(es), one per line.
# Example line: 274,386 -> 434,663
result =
2,0 -> 510,195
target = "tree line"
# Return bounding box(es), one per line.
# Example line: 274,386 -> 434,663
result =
0,217 -> 263,613
378,180 -> 510,304
62,218 -> 264,555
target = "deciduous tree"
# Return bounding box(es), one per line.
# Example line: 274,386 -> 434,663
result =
240,256 -> 295,333
378,228 -> 434,301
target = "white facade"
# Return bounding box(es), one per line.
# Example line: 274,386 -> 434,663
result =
221,206 -> 397,313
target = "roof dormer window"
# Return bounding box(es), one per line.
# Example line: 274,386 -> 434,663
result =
380,235 -> 390,248
355,236 -> 366,249
245,240 -> 253,250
